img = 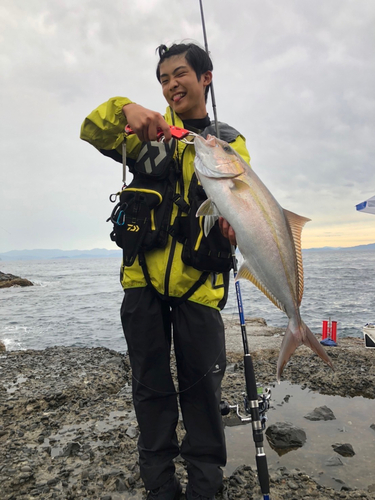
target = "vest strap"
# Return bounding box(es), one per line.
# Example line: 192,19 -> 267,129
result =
138,252 -> 209,306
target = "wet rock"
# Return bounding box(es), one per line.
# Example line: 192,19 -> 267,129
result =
226,363 -> 238,373
224,465 -> 258,499
332,443 -> 355,457
304,405 -> 336,421
287,479 -> 299,490
325,456 -> 344,466
1,342 -> 374,500
126,426 -> 138,439
20,465 -> 32,473
116,478 -> 127,492
265,421 -> 306,449
0,271 -> 33,288
340,484 -> 353,492
60,441 -> 82,457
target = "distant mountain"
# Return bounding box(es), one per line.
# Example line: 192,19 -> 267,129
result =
303,243 -> 375,252
0,243 -> 374,261
0,248 -> 122,261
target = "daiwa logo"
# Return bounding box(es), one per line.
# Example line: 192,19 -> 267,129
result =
138,143 -> 167,174
127,224 -> 140,232
212,364 -> 221,374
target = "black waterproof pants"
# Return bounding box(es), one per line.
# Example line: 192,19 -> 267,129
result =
121,286 -> 227,497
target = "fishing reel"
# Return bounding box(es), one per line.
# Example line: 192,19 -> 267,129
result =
220,386 -> 271,430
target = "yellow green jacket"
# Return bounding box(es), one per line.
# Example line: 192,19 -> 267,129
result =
80,97 -> 251,310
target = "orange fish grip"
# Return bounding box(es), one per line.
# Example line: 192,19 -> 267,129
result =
124,124 -> 197,144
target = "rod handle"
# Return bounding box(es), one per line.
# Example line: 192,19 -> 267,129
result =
256,454 -> 270,496
244,354 -> 258,401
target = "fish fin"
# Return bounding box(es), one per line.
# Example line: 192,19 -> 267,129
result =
276,324 -> 302,382
236,262 -> 286,312
283,209 -> 311,306
233,178 -> 251,191
196,199 -> 220,236
196,198 -> 220,217
204,215 -> 218,236
276,320 -> 334,381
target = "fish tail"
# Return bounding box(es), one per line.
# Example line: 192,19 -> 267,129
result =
276,320 -> 334,382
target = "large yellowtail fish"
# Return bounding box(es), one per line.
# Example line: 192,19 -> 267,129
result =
194,135 -> 333,381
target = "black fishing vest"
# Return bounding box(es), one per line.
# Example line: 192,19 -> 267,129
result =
108,122 -> 241,292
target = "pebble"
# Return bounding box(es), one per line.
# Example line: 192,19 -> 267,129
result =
116,478 -> 127,492
126,426 -> 138,439
304,405 -> 336,421
325,456 -> 344,467
287,481 -> 299,490
1,343 -> 374,500
332,443 -> 356,457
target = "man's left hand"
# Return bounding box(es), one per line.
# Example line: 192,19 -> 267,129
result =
219,217 -> 237,246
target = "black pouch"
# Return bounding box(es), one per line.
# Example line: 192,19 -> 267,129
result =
109,140 -> 176,266
132,140 -> 175,179
176,174 -> 233,273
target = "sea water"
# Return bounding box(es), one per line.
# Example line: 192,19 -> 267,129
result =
1,250 -> 374,352
225,380 -> 375,491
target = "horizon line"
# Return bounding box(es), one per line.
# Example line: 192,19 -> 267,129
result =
1,242 -> 375,255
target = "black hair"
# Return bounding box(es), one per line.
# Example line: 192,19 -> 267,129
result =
156,42 -> 213,102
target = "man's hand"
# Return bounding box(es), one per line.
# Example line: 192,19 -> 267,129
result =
219,217 -> 237,246
123,103 -> 172,142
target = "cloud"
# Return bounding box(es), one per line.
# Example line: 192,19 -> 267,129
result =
0,0 -> 374,252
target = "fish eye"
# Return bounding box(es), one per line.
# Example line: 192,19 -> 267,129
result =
223,146 -> 231,152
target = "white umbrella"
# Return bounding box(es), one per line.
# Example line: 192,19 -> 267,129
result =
356,195 -> 375,215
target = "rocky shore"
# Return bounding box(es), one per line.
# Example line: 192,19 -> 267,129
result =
0,271 -> 33,289
1,316 -> 374,499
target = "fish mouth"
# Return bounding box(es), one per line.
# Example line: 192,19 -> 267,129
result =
205,135 -> 217,147
195,135 -> 216,148
194,134 -> 218,154
194,135 -> 215,150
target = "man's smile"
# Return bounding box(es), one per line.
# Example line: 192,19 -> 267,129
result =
172,92 -> 186,103
159,53 -> 212,119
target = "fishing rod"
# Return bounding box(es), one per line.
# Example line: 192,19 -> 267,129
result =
198,1 -> 271,499
230,250 -> 271,500
198,0 -> 219,139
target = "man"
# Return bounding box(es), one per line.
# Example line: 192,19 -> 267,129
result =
80,42 -> 250,500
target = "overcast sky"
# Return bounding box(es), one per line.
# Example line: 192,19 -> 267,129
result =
1,0 -> 374,253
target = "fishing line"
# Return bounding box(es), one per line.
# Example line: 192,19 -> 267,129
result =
198,2 -> 271,499
0,225 -> 11,234
198,0 -> 219,138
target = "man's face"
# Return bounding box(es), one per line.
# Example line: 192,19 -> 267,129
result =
159,53 -> 212,121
